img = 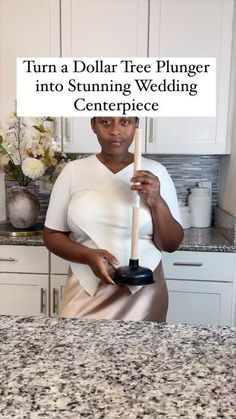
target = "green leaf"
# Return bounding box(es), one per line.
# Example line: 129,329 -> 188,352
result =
46,117 -> 54,122
0,143 -> 7,155
43,151 -> 51,166
0,135 -> 3,144
32,124 -> 46,133
4,162 -> 22,181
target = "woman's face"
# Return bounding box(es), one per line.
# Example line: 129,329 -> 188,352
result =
91,117 -> 138,157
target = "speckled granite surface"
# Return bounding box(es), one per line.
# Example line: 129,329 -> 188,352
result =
180,227 -> 236,252
0,316 -> 235,418
0,235 -> 44,246
0,234 -> 44,246
0,227 -> 235,252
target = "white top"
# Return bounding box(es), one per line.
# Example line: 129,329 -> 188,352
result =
45,155 -> 181,296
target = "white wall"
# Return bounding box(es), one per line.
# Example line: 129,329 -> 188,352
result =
219,128 -> 236,218
219,3 -> 236,217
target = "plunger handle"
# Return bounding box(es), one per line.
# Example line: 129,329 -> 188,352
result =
131,128 -> 142,260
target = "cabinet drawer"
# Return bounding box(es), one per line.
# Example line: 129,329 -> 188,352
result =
0,246 -> 48,273
162,251 -> 235,282
50,254 -> 69,274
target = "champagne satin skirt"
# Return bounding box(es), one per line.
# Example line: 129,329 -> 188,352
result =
60,262 -> 168,322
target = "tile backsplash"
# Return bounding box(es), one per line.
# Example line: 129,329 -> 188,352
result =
2,154 -> 221,223
145,154 -> 220,206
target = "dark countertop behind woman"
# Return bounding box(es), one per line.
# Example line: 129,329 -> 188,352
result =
0,226 -> 235,252
0,316 -> 235,418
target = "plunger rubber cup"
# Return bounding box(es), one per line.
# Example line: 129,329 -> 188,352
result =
114,259 -> 155,286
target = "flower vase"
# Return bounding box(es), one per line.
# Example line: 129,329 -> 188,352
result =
8,186 -> 40,229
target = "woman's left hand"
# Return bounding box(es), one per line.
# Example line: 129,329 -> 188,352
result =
131,170 -> 162,208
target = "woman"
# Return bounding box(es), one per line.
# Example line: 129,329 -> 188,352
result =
44,116 -> 183,321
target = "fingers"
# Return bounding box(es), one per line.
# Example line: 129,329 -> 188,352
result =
131,182 -> 156,191
99,261 -> 115,285
131,172 -> 159,191
131,170 -> 156,178
102,252 -> 120,284
130,171 -> 161,208
131,171 -> 159,186
92,250 -> 120,285
105,252 -> 120,268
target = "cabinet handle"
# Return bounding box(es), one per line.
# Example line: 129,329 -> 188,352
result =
53,117 -> 60,144
64,118 -> 70,142
52,288 -> 59,314
148,118 -> 154,143
40,288 -> 46,314
0,257 -> 17,262
173,262 -> 203,267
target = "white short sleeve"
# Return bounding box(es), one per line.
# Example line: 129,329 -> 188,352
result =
44,163 -> 72,231
159,166 -> 182,224
144,159 -> 182,225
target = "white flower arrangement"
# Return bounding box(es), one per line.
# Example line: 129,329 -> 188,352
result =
21,157 -> 45,180
0,113 -> 71,186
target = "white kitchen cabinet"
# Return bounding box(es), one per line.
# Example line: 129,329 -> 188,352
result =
1,245 -> 235,325
162,251 -> 235,326
51,249 -> 236,326
0,246 -> 49,316
60,0 -> 234,154
147,0 -> 234,154
50,275 -> 67,317
50,253 -> 68,317
0,0 -> 60,116
0,246 -> 68,317
0,274 -> 49,316
166,280 -> 232,326
1,0 -> 234,155
60,0 -> 148,153
50,253 -> 70,275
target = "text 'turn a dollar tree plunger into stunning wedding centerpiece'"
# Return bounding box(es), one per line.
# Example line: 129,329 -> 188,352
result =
0,113 -> 71,228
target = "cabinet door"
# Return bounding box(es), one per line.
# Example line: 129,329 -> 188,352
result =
50,275 -> 67,317
60,0 -> 148,152
147,0 -> 234,154
50,253 -> 68,317
166,279 -> 233,326
0,274 -> 48,316
0,0 -> 60,116
50,253 -> 69,275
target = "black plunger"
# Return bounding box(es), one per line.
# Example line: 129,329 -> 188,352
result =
114,128 -> 154,286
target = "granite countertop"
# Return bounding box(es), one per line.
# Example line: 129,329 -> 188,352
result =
0,316 -> 235,418
0,226 -> 235,252
179,227 -> 236,252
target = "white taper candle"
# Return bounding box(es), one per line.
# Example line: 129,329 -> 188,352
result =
131,128 -> 142,260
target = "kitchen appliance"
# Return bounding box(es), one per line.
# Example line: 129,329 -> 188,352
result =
114,128 -> 154,286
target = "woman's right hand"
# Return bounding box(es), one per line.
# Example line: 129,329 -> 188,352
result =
43,229 -> 120,284
86,249 -> 120,285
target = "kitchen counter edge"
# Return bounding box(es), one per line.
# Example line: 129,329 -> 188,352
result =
0,227 -> 235,252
